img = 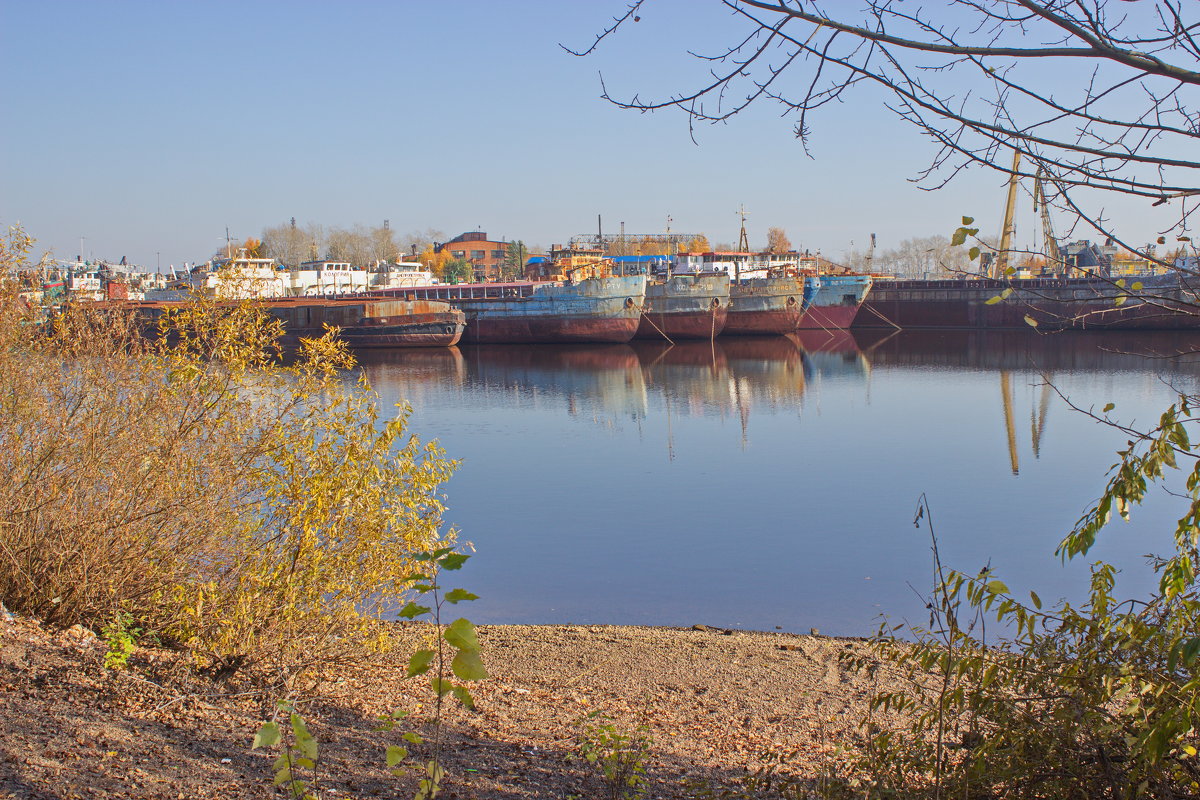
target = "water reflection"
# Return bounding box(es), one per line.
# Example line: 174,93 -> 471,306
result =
463,344 -> 649,422
854,329 -> 1200,374
354,330 -> 1200,635
850,329 -> 1200,475
358,343 -> 649,421
352,347 -> 465,411
351,334 -> 874,426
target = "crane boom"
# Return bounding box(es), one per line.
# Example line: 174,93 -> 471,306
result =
994,150 -> 1022,278
1035,170 -> 1064,275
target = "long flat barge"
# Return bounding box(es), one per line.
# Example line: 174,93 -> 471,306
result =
851,273 -> 1200,330
267,299 -> 465,347
129,297 -> 466,348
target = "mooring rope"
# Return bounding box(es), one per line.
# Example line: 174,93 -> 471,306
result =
861,301 -> 902,330
635,301 -> 674,345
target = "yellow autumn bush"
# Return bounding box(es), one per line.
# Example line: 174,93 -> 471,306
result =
0,228 -> 456,679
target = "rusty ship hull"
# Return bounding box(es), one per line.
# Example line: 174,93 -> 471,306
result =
724,276 -> 807,335
800,274 -> 873,330
371,275 -> 647,344
635,274 -> 730,340
850,273 -> 1200,330
133,298 -> 465,348
277,300 -> 465,348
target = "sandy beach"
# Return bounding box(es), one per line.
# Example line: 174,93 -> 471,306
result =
1,615 -> 903,799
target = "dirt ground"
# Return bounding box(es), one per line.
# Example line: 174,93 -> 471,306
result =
0,611 -> 903,799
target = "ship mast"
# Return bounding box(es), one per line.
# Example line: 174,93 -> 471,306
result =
736,205 -> 749,282
994,150 -> 1022,278
665,215 -> 672,279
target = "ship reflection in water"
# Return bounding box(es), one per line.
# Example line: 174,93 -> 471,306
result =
358,334 -> 869,435
355,330 -> 1200,636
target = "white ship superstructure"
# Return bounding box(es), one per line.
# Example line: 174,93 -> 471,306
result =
204,253 -> 287,299
367,261 -> 440,291
673,251 -> 800,280
175,254 -> 442,300
289,260 -> 369,295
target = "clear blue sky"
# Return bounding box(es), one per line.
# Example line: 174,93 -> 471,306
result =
0,0 -> 1169,269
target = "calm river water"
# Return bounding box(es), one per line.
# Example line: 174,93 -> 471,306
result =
356,330 -> 1200,636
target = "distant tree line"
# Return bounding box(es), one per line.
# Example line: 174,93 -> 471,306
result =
255,221 -> 448,271
838,235 -> 973,278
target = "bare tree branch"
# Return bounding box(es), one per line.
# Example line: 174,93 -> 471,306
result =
573,0 -> 1200,263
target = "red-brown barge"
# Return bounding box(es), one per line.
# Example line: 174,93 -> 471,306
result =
851,273 -> 1200,330
130,297 -> 466,348
267,299 -> 465,347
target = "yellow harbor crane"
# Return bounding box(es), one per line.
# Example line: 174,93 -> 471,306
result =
1035,169 -> 1065,275
993,150 -> 1023,278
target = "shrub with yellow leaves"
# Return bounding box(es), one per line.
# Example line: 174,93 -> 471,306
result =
0,227 -> 457,680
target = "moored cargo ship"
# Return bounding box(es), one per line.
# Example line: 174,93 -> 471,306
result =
635,273 -> 730,340
850,273 -> 1199,330
725,275 -> 808,335
371,275 -> 648,344
800,274 -> 873,329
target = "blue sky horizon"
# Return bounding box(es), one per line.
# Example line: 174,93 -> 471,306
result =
2,1 -> 1177,270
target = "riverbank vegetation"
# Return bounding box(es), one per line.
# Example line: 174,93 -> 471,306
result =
0,226 -> 458,685
817,489 -> 1200,798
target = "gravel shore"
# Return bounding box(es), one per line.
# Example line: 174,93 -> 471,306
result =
1,616 -> 901,799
